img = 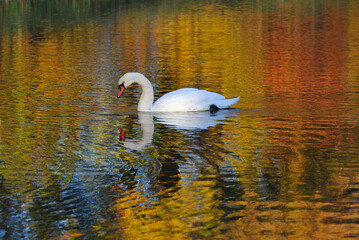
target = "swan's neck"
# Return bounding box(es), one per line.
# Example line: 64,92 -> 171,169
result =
136,76 -> 154,112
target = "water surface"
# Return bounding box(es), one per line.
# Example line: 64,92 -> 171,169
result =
1,0 -> 359,239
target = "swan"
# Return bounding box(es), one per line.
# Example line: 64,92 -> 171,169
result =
117,72 -> 240,112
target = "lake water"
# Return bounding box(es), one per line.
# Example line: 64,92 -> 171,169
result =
1,0 -> 359,239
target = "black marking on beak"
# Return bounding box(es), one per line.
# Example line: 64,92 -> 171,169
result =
117,82 -> 126,98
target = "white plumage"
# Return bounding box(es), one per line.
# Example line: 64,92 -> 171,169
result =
117,73 -> 240,112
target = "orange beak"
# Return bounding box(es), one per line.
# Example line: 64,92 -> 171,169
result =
117,83 -> 126,98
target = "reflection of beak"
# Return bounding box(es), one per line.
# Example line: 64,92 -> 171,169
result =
119,127 -> 126,142
117,83 -> 126,98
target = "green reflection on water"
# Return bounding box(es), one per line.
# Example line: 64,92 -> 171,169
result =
0,0 -> 359,239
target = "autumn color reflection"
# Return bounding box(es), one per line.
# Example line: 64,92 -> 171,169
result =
0,0 -> 359,239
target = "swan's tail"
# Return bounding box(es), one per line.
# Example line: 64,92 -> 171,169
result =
214,96 -> 240,109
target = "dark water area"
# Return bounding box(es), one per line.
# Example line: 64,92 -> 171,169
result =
1,0 -> 359,239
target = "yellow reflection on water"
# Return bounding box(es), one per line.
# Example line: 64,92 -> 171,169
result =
113,177 -> 224,239
1,0 -> 359,239
110,1 -> 359,239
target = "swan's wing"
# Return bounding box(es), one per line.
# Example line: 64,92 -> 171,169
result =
211,96 -> 240,109
152,88 -> 227,112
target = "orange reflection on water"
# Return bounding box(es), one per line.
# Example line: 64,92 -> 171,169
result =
109,1 -> 359,239
261,1 -> 347,109
1,0 -> 359,239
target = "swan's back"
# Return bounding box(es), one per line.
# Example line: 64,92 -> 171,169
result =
152,88 -> 239,112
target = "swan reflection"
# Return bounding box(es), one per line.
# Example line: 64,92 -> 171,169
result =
119,110 -> 239,151
119,113 -> 154,151
154,110 -> 237,130
117,110 -> 241,204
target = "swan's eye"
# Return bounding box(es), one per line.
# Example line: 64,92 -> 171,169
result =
118,82 -> 125,89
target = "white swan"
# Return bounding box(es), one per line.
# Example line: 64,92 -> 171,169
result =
117,72 -> 240,112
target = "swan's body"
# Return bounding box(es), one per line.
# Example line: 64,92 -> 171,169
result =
117,72 -> 240,112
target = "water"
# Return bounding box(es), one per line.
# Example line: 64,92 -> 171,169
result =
1,0 -> 359,239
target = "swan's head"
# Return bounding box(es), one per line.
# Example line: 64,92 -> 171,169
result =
117,72 -> 147,98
